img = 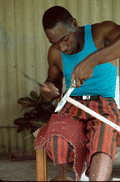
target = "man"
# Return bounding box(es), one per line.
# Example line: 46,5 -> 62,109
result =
35,6 -> 120,181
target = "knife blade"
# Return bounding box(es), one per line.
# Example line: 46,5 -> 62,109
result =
21,71 -> 44,87
54,86 -> 75,112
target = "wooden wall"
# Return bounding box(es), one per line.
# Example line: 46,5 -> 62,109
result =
0,0 -> 120,153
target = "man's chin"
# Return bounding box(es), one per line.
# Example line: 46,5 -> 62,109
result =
65,50 -> 73,55
63,48 -> 77,55
67,50 -> 76,55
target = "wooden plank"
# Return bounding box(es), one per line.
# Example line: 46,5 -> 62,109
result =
33,0 -> 48,86
14,0 -> 26,99
36,147 -> 47,181
4,0 -> 18,126
0,0 -> 8,126
22,0 -> 36,95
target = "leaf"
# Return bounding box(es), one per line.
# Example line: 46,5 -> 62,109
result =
14,118 -> 29,125
30,91 -> 39,102
29,120 -> 44,127
17,125 -> 28,133
18,97 -> 36,107
19,106 -> 34,114
14,89 -> 55,133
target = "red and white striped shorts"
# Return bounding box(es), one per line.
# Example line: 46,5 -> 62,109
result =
44,96 -> 120,175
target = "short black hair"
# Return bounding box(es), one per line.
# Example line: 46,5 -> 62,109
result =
42,6 -> 73,30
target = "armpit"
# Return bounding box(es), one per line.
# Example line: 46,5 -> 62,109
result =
104,38 -> 110,47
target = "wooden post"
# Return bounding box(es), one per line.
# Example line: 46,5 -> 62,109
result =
36,147 -> 47,181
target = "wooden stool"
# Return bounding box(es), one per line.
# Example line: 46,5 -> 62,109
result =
35,133 -> 120,181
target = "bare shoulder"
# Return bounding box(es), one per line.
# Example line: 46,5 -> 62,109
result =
92,21 -> 120,40
48,46 -> 63,72
93,21 -> 118,28
92,21 -> 120,67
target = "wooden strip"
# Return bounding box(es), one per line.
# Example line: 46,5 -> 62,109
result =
66,97 -> 120,132
36,147 -> 47,181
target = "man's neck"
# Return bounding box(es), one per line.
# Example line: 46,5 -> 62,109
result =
76,26 -> 85,53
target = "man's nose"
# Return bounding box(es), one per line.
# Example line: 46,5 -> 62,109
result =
59,42 -> 67,53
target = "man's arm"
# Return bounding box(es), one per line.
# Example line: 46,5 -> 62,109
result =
93,21 -> 120,64
40,46 -> 63,101
72,21 -> 120,87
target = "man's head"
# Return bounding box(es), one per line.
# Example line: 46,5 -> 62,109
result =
43,6 -> 80,55
42,6 -> 73,30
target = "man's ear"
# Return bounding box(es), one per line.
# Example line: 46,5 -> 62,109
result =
72,18 -> 78,28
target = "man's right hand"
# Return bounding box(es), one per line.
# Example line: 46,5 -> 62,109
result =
40,81 -> 60,102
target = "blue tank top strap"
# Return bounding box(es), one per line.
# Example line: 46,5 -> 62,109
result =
84,24 -> 97,51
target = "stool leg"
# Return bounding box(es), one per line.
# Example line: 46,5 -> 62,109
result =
60,166 -> 66,181
36,147 -> 47,181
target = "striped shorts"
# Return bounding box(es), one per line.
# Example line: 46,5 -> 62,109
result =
44,96 -> 120,175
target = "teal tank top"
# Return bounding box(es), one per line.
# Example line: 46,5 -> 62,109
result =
61,24 -> 117,98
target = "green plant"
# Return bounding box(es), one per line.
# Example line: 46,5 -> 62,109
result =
14,91 -> 55,133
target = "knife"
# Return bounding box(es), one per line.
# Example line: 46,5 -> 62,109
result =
21,71 -> 44,87
54,80 -> 76,112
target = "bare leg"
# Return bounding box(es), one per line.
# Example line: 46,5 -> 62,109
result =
89,152 -> 113,181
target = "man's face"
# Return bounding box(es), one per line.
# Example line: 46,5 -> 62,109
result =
45,22 -> 79,55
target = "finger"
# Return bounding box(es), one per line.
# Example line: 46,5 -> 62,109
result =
71,74 -> 75,83
52,85 -> 59,92
75,79 -> 81,88
80,80 -> 84,85
52,90 -> 60,96
41,84 -> 51,92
